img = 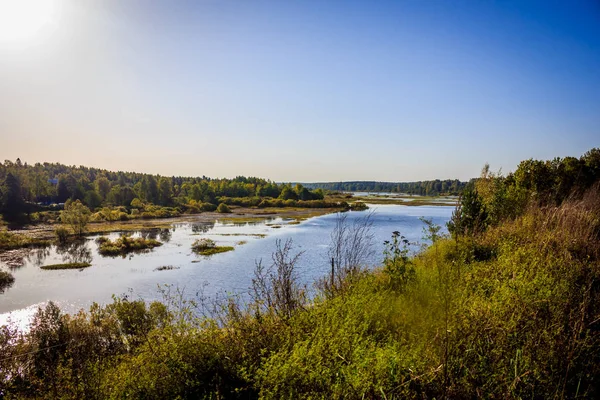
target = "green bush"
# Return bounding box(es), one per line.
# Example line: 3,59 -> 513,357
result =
54,226 -> 70,243
216,203 -> 232,213
98,235 -> 162,256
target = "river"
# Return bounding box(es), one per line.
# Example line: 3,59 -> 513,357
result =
0,204 -> 453,329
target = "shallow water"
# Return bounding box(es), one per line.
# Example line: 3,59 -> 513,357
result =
0,205 -> 453,328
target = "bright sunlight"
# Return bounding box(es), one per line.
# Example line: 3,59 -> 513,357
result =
0,0 -> 58,44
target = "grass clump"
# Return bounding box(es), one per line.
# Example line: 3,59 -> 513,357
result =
192,238 -> 234,256
97,235 -> 163,256
0,230 -> 49,250
40,262 -> 92,270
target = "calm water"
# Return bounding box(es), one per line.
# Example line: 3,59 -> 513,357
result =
0,205 -> 453,328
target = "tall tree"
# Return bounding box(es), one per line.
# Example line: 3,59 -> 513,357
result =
1,172 -> 26,218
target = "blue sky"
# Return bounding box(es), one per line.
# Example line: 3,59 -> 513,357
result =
0,0 -> 598,181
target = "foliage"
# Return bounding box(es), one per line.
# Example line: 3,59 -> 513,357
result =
304,179 -> 467,196
54,226 -> 70,243
191,238 -> 234,256
2,150 -> 600,398
98,235 -> 162,256
382,231 -> 415,290
0,229 -> 49,250
0,159 -> 329,221
349,201 -> 368,210
216,203 -> 232,213
60,199 -> 91,236
40,262 -> 92,270
0,172 -> 26,219
450,148 -> 600,237
447,183 -> 488,237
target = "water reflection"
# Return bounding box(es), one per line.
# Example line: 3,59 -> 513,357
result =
56,240 -> 93,265
159,229 -> 172,243
191,222 -> 215,234
0,206 -> 454,322
26,247 -> 52,267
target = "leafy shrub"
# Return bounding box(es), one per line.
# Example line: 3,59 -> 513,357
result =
216,203 -> 232,213
98,235 -> 162,256
54,226 -> 70,243
192,238 -> 234,256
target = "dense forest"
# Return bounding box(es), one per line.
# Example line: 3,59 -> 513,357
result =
0,160 -> 329,221
302,179 -> 467,196
1,149 -> 599,398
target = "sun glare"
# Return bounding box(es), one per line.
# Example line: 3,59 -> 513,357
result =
0,0 -> 58,44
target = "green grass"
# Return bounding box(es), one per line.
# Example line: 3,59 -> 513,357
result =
98,236 -> 163,256
194,246 -> 234,256
40,262 -> 92,270
1,191 -> 599,399
0,230 -> 50,250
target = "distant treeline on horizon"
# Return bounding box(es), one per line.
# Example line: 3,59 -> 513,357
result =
300,180 -> 468,196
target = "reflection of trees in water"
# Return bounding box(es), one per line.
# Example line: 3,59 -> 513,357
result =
0,275 -> 14,293
1,246 -> 51,269
56,240 -> 93,264
140,229 -> 159,240
27,247 -> 51,267
191,222 -> 214,234
159,229 -> 172,243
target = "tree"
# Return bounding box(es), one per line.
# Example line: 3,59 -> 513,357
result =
95,176 -> 111,201
447,184 -> 488,237
1,173 -> 26,218
61,199 -> 91,236
158,177 -> 172,206
84,190 -> 102,209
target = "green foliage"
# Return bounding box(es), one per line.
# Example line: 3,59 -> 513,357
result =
191,238 -> 234,255
2,150 -> 600,398
448,184 -> 488,237
0,229 -> 49,250
97,235 -> 163,256
349,201 -> 368,210
216,202 -> 232,213
40,262 -> 92,270
382,231 -> 415,290
305,179 -> 467,196
54,226 -> 70,243
61,199 -> 91,236
0,172 -> 26,219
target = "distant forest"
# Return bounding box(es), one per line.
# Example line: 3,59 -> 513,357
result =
0,160 -> 327,220
302,180 -> 468,196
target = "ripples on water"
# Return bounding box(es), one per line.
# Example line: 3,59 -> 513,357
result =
0,205 -> 453,328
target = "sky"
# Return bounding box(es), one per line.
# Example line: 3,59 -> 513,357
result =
0,0 -> 599,182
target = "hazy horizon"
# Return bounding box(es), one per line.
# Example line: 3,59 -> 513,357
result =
1,0 -> 599,181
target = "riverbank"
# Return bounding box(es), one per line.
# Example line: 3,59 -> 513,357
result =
2,206 -> 341,242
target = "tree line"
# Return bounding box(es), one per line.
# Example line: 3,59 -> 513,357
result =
0,159 -> 325,220
449,148 -> 600,236
302,179 -> 467,196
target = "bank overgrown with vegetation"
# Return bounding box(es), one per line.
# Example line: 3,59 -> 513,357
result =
0,149 -> 599,398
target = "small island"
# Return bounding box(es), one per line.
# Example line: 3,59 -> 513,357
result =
40,262 -> 92,270
97,235 -> 163,256
192,238 -> 234,256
